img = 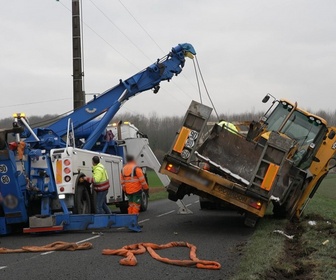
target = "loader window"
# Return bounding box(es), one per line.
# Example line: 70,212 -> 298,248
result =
265,102 -> 326,169
264,101 -> 293,132
281,112 -> 326,168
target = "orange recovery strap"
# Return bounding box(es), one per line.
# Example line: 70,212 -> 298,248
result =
0,241 -> 93,254
102,241 -> 221,270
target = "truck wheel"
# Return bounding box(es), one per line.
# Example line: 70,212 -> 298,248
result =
140,191 -> 148,212
119,202 -> 128,214
286,181 -> 308,220
74,184 -> 91,214
90,190 -> 97,214
244,213 -> 259,228
272,203 -> 286,219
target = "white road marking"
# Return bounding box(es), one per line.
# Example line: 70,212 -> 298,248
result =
138,218 -> 150,224
76,235 -> 101,244
0,266 -> 7,270
40,235 -> 101,256
194,200 -> 199,203
40,251 -> 54,256
186,203 -> 192,207
156,210 -> 175,217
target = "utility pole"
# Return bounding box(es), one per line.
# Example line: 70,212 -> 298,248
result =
72,0 -> 85,109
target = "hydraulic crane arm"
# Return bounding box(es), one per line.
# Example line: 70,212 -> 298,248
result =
41,43 -> 195,150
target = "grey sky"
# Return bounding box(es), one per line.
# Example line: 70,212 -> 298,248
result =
1,0 -> 335,120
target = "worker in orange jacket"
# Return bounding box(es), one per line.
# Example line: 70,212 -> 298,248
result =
120,155 -> 149,214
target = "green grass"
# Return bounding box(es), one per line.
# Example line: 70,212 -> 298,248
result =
231,174 -> 336,280
146,170 -> 165,187
146,170 -> 168,201
231,211 -> 289,280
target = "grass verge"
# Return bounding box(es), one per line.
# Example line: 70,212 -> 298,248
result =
232,174 -> 336,280
146,170 -> 168,201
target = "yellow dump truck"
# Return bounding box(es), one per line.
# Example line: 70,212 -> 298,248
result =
160,95 -> 336,226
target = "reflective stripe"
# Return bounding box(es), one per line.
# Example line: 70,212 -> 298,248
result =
121,162 -> 148,194
94,180 -> 110,192
122,178 -> 139,183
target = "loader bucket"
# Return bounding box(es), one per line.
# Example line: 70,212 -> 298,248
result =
197,124 -> 263,183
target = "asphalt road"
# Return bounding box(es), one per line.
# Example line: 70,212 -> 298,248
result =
0,196 -> 254,280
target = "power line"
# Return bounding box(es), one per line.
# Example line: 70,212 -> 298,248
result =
57,0 -> 140,70
89,0 -> 154,62
117,0 -> 199,96
118,0 -> 165,54
0,98 -> 72,109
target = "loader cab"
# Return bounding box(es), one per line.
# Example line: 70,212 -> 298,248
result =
262,99 -> 328,169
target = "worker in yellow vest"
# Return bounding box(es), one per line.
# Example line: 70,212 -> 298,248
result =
218,120 -> 239,134
83,156 -> 111,214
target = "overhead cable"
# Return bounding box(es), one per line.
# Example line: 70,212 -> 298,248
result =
195,56 -> 219,120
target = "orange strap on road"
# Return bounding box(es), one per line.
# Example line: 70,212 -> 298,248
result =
0,241 -> 93,254
102,241 -> 221,270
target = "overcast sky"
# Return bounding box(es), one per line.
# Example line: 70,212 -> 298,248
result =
1,0 -> 335,121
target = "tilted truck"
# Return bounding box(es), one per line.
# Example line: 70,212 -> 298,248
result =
160,96 -> 336,227
0,43 -> 196,235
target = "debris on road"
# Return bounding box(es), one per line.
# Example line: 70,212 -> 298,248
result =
273,230 -> 294,239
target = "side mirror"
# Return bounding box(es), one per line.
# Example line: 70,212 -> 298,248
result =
262,95 -> 270,103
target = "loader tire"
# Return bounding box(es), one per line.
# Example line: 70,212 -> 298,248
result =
74,184 -> 91,214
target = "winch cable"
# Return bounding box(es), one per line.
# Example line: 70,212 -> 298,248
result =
195,56 -> 220,121
102,241 -> 221,270
0,241 -> 93,254
192,58 -> 203,104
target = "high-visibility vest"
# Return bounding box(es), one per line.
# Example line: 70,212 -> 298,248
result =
120,162 -> 149,195
218,121 -> 238,134
86,163 -> 110,192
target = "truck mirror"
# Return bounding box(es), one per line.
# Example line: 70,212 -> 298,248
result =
328,130 -> 335,139
262,95 -> 270,103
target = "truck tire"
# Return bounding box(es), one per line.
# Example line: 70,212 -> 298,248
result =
272,179 -> 309,220
140,190 -> 148,212
119,202 -> 128,214
199,197 -> 217,210
244,213 -> 259,228
272,203 -> 287,219
90,190 -> 97,214
74,184 -> 91,214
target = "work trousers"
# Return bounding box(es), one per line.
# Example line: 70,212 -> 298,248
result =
127,192 -> 141,214
96,190 -> 111,214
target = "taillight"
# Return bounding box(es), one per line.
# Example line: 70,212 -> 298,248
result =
249,199 -> 262,210
165,163 -> 180,174
64,159 -> 71,166
199,162 -> 210,171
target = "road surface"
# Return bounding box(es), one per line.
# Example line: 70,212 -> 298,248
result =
0,196 -> 254,280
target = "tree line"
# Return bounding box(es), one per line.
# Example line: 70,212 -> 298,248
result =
1,108 -> 336,163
